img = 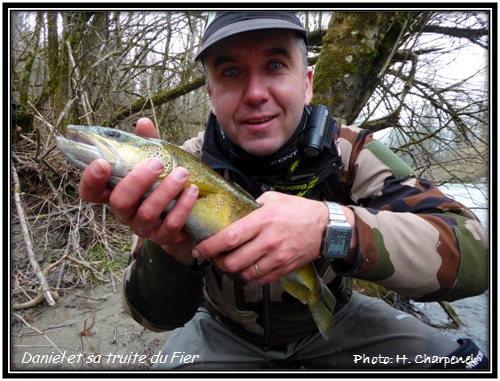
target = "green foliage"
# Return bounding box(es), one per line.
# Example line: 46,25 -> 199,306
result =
86,243 -> 130,274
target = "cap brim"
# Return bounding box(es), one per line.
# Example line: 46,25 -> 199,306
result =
195,18 -> 307,61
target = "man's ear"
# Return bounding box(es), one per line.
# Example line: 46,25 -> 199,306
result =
304,67 -> 313,106
206,85 -> 217,116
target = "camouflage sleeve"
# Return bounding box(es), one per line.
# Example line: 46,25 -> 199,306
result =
333,125 -> 488,302
121,239 -> 207,331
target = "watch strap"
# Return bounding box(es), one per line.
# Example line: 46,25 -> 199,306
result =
324,201 -> 347,224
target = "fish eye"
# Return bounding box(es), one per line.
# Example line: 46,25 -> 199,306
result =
107,130 -> 120,138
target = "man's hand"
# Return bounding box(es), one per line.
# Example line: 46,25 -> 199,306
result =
79,118 -> 161,204
78,118 -> 198,267
191,192 -> 329,283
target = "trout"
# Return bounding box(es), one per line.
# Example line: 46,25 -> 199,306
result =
56,125 -> 336,338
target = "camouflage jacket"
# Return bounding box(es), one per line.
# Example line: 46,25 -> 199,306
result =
121,123 -> 488,345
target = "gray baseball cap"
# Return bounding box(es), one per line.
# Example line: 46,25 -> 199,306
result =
195,11 -> 308,61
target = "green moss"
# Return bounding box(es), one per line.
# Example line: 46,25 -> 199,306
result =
313,13 -> 385,103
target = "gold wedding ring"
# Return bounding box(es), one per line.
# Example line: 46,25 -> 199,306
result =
254,262 -> 264,277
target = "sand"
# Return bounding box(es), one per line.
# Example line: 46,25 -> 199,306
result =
10,283 -> 172,372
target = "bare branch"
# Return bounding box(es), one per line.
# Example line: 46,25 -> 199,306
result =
105,75 -> 206,126
422,25 -> 488,48
11,163 -> 57,307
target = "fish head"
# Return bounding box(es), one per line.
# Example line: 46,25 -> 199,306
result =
56,125 -> 174,186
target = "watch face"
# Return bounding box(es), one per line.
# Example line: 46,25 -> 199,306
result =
332,234 -> 349,252
326,226 -> 351,257
323,202 -> 352,258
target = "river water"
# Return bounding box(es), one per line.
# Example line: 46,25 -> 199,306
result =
412,183 -> 490,357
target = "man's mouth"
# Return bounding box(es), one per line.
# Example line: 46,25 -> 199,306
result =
245,116 -> 274,124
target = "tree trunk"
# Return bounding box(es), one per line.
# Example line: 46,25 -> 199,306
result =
313,12 -> 408,125
14,12 -> 43,133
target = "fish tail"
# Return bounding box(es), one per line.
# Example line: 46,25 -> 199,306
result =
309,284 -> 336,339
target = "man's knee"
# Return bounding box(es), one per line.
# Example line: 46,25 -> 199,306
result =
428,338 -> 488,370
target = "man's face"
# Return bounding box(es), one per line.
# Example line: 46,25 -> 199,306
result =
203,30 -> 313,157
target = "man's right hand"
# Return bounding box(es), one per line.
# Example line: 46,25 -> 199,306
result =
78,118 -> 199,267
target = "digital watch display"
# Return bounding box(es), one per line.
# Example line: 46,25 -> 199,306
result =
322,202 -> 352,259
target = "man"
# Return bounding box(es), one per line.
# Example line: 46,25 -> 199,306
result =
79,12 -> 488,369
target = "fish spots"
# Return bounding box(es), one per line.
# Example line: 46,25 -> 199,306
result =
152,150 -> 166,159
141,143 -> 174,173
144,144 -> 166,159
164,162 -> 173,173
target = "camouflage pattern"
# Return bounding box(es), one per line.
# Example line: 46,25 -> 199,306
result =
122,124 -> 488,342
335,125 -> 488,301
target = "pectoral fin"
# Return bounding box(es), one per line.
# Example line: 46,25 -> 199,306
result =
185,182 -> 217,198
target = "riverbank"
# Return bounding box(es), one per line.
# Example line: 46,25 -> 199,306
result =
11,282 -> 173,371
11,282 -> 490,371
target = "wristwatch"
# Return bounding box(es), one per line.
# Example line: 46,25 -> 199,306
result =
321,201 -> 352,259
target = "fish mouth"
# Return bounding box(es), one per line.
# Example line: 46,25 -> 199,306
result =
56,126 -> 117,168
63,128 -> 97,147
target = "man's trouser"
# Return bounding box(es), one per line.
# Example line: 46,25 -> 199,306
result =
151,292 -> 488,370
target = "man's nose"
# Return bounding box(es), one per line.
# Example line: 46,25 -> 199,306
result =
243,72 -> 269,106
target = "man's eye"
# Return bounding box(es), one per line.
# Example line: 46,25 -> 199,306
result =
270,62 -> 284,71
223,68 -> 239,76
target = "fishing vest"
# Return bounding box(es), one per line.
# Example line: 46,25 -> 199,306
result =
199,106 -> 353,347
